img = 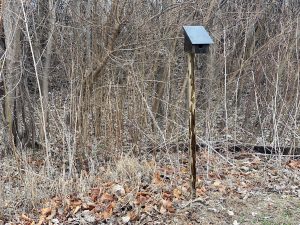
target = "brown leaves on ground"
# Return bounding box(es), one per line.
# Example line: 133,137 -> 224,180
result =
18,167 -> 185,224
287,160 -> 300,169
20,214 -> 34,225
160,199 -> 175,213
16,151 -> 300,224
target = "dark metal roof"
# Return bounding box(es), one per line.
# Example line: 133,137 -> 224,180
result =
183,26 -> 213,45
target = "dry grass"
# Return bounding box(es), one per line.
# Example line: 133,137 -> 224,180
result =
1,149 -> 299,224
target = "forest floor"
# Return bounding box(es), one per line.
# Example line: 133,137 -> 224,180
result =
1,148 -> 300,225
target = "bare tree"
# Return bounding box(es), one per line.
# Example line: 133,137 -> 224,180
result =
2,0 -> 22,152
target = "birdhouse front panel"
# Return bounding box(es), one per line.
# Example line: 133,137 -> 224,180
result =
183,26 -> 213,54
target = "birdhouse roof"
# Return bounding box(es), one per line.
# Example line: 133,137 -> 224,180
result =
183,26 -> 213,45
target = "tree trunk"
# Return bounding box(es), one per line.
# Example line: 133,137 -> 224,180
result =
2,0 -> 22,151
42,0 -> 56,126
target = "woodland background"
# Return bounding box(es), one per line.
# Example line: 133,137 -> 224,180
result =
0,0 -> 299,224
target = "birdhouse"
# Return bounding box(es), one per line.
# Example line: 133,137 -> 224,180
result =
183,26 -> 213,54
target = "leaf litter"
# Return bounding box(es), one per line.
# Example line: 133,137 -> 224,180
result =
1,150 -> 300,225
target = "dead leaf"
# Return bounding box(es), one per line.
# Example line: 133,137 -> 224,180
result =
82,201 -> 97,210
50,197 -> 61,208
102,210 -> 112,220
40,207 -> 51,217
102,202 -> 115,220
37,217 -> 45,225
100,193 -> 114,203
213,180 -> 226,193
122,215 -> 131,223
163,165 -> 174,174
159,205 -> 167,214
287,160 -> 300,169
251,156 -> 261,166
196,187 -> 206,196
135,192 -> 150,205
179,184 -> 189,196
112,184 -> 126,197
162,192 -> 172,200
46,208 -> 56,220
128,210 -> 138,221
143,204 -> 153,213
20,214 -> 33,222
209,172 -> 222,179
73,205 -> 81,214
90,188 -> 101,201
153,172 -> 163,185
71,199 -> 82,207
121,211 -> 138,224
213,180 -> 221,187
180,167 -> 189,173
173,188 -> 182,199
218,185 -> 227,193
161,199 -> 175,213
103,182 -> 114,188
136,192 -> 150,197
144,160 -> 156,169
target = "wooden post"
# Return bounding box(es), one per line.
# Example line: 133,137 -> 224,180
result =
183,25 -> 213,199
188,52 -> 197,198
